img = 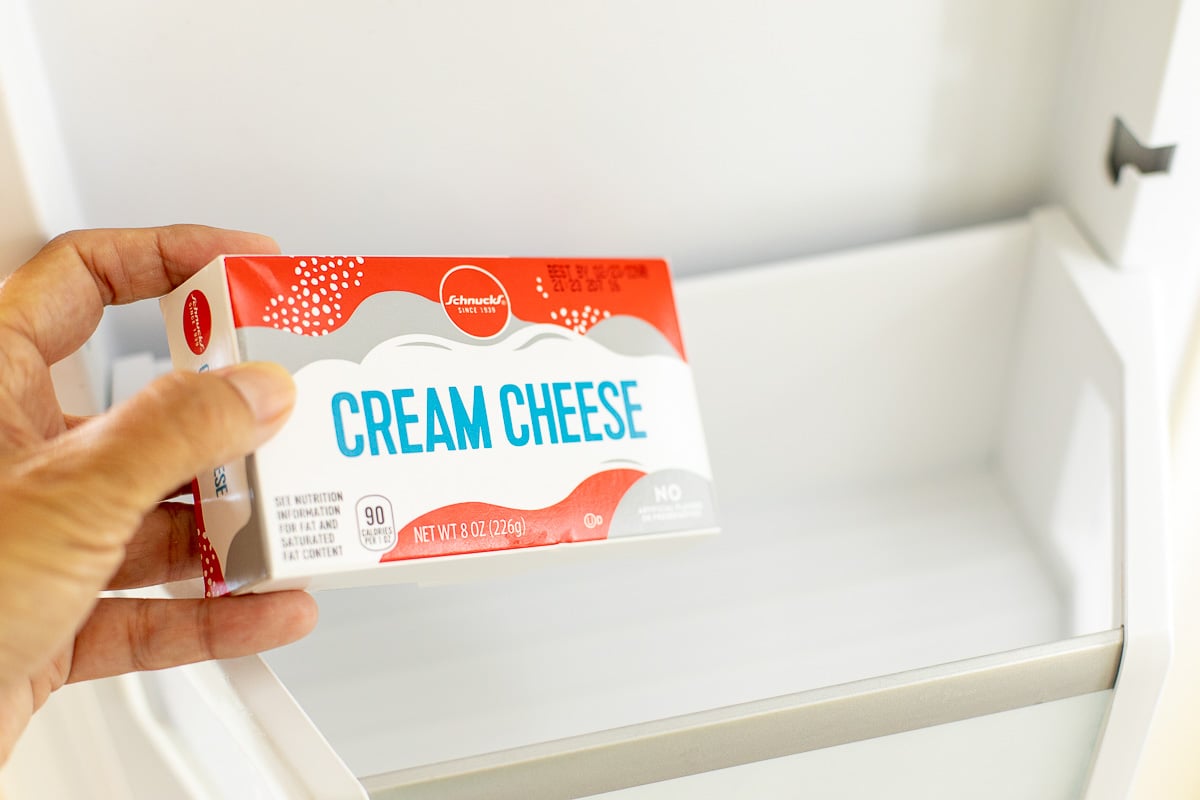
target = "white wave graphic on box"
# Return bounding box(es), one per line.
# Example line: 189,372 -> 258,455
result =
253,324 -> 710,522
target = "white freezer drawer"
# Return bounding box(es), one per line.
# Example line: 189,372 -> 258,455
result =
114,206 -> 1155,799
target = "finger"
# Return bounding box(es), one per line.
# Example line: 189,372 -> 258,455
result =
67,592 -> 318,683
16,362 -> 295,548
105,503 -> 199,590
0,226 -> 279,364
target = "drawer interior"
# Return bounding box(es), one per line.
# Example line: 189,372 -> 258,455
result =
260,211 -> 1120,778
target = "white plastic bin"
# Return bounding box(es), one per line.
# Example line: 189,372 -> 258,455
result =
110,206 -> 1149,799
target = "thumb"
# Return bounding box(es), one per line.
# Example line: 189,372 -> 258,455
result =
21,361 -> 294,547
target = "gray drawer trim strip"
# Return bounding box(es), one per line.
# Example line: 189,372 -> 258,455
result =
362,628 -> 1122,799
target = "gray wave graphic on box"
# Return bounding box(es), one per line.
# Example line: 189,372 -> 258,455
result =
236,292 -> 681,371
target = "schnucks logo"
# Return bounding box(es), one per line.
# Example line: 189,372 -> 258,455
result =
184,289 -> 212,355
439,265 -> 510,338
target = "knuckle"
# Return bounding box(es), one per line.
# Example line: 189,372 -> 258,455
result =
42,230 -> 107,274
196,601 -> 220,662
128,601 -> 156,672
42,230 -> 127,302
43,229 -> 87,251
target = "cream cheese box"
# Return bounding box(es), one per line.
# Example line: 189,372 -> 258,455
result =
161,255 -> 717,595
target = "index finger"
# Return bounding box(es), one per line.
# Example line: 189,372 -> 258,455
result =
0,226 -> 279,364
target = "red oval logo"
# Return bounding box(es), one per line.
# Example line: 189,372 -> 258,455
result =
439,266 -> 510,339
183,289 -> 212,355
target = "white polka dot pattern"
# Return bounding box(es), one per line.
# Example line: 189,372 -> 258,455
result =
261,257 -> 366,336
538,276 -> 611,334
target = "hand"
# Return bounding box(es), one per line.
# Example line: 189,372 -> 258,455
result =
0,227 -> 318,764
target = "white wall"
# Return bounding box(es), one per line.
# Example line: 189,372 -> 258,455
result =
0,91 -> 41,275
19,0 -> 1080,357
26,0 -> 1077,270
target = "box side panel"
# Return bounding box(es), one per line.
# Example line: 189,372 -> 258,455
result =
159,257 -> 263,595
